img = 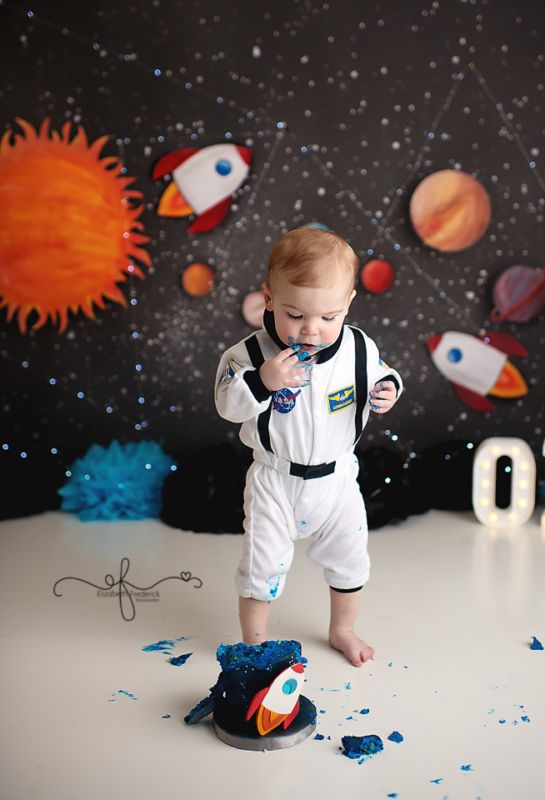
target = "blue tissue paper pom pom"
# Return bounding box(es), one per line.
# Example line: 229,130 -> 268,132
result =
58,440 -> 176,521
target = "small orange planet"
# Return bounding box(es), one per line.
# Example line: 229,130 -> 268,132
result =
181,262 -> 215,296
410,169 -> 491,252
360,260 -> 395,294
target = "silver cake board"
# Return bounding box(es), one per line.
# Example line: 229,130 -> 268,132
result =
212,694 -> 317,751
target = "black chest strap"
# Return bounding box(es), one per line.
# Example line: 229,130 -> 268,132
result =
244,335 -> 273,453
350,327 -> 368,446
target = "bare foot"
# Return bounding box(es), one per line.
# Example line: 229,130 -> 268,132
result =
329,629 -> 375,667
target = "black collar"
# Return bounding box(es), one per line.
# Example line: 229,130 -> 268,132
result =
263,309 -> 344,364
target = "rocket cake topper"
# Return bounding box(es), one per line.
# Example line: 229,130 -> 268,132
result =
427,330 -> 528,411
245,662 -> 305,736
153,142 -> 252,233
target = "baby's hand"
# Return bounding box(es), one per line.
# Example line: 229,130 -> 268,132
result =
260,348 -> 311,391
369,381 -> 397,413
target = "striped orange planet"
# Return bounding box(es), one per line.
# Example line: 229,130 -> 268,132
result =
410,169 -> 491,252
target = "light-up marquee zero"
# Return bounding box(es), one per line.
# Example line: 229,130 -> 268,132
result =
472,437 -> 537,527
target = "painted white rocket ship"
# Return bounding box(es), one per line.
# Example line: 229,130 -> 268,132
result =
427,331 -> 528,411
152,143 -> 251,234
245,662 -> 305,735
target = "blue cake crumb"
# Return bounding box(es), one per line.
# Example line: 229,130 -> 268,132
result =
341,735 -> 384,759
387,731 -> 404,743
460,764 -> 473,772
109,689 -> 138,701
168,652 -> 192,667
314,733 -> 325,740
142,636 -> 189,653
142,639 -> 173,652
530,636 -> 544,650
359,708 -> 370,715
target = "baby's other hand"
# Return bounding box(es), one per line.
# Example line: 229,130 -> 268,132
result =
369,381 -> 397,413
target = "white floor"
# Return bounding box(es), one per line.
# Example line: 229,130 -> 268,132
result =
1,509 -> 544,800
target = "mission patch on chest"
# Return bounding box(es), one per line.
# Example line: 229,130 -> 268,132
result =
327,384 -> 355,413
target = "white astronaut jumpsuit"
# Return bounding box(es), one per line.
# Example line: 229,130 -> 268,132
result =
214,310 -> 403,602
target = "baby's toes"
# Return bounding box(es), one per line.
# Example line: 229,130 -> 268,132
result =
361,645 -> 374,663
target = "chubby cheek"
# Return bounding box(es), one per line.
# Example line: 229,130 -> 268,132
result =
319,322 -> 342,346
275,316 -> 299,344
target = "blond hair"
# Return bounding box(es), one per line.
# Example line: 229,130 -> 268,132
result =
267,227 -> 359,290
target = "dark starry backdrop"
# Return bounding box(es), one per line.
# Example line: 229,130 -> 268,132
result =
1,0 -> 544,476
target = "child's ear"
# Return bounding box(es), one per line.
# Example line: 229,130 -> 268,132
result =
262,282 -> 273,311
348,287 -> 357,305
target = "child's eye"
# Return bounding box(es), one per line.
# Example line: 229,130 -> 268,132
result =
287,312 -> 303,320
322,316 -> 336,322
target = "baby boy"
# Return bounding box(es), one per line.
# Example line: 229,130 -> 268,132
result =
215,227 -> 403,666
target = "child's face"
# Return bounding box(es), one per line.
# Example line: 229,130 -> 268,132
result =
262,273 -> 356,354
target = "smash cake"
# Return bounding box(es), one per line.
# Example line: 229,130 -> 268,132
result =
185,640 -> 317,750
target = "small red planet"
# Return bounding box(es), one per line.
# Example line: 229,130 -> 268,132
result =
360,260 -> 395,294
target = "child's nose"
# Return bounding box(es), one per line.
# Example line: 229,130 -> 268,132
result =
301,320 -> 319,336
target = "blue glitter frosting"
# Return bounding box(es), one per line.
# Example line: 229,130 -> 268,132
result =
216,639 -> 306,671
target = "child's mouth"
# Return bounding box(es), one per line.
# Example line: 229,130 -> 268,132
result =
288,337 -> 329,356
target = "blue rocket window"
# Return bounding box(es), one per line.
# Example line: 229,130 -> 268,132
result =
447,347 -> 462,363
215,159 -> 232,176
282,678 -> 297,695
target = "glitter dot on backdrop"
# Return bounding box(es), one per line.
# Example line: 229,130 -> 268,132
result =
0,0 -> 544,496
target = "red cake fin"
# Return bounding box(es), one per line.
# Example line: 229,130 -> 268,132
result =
187,197 -> 231,234
282,698 -> 300,729
245,687 -> 268,721
480,332 -> 528,357
454,383 -> 495,411
152,148 -> 199,180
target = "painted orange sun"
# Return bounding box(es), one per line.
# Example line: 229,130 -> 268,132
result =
0,117 -> 151,333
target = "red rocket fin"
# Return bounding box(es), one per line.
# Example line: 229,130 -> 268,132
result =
245,687 -> 269,721
480,332 -> 528,358
282,698 -> 300,730
152,148 -> 199,180
454,383 -> 495,412
187,197 -> 231,234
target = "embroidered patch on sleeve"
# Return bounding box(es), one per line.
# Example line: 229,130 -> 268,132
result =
327,385 -> 355,413
218,360 -> 239,389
